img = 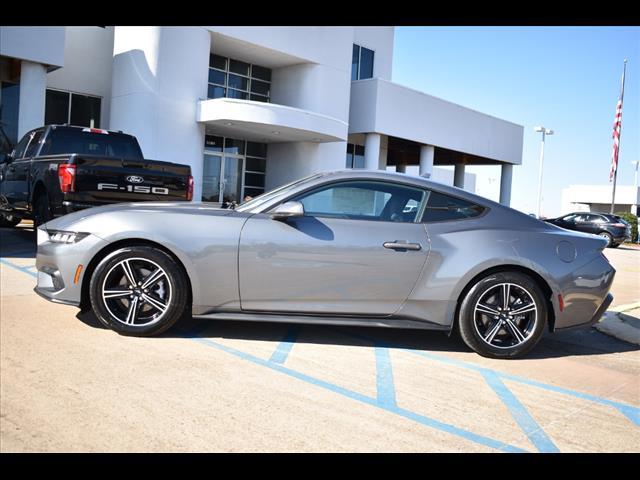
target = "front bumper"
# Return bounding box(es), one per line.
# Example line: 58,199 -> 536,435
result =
34,227 -> 108,306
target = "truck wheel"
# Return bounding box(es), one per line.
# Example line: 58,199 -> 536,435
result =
33,192 -> 52,228
0,212 -> 21,228
89,246 -> 189,336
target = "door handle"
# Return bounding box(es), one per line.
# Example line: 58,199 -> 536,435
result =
383,241 -> 422,251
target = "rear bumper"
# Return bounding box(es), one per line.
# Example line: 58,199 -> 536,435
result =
553,254 -> 615,330
555,293 -> 613,331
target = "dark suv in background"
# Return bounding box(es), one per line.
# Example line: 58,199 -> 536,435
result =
545,212 -> 632,248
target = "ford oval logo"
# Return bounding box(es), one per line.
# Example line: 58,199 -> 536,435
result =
126,175 -> 144,184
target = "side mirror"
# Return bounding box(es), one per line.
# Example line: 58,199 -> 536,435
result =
0,153 -> 12,164
270,201 -> 304,220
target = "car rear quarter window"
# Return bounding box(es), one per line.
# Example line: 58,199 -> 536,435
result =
421,191 -> 485,223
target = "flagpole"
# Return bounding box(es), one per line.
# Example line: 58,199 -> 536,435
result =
610,59 -> 627,214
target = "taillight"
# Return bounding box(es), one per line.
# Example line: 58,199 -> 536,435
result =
58,163 -> 76,193
186,175 -> 194,201
611,223 -> 626,227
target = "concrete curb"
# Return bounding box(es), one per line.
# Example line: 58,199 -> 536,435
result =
595,302 -> 640,346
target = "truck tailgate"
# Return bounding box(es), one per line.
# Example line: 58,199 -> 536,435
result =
68,155 -> 190,205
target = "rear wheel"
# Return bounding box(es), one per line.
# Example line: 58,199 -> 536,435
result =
458,271 -> 547,359
89,246 -> 189,336
0,212 -> 21,228
598,231 -> 613,247
33,192 -> 52,228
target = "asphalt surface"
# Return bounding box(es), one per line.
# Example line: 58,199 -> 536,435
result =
1,222 -> 639,452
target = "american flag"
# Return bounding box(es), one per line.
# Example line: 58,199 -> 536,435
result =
609,62 -> 626,182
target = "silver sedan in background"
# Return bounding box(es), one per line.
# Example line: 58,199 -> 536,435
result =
34,170 -> 615,359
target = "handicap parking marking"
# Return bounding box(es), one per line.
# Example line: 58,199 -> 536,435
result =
0,257 -> 38,278
374,345 -> 397,409
183,327 -> 526,453
481,370 -> 560,453
269,326 -> 300,365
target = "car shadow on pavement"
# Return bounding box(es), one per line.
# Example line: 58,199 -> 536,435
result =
0,225 -> 36,258
74,310 -> 639,359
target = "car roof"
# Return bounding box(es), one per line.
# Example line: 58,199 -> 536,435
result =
312,169 -> 505,208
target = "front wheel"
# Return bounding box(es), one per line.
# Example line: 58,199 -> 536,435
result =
89,246 -> 189,336
458,271 -> 547,359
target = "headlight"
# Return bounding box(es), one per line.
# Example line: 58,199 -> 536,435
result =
48,230 -> 90,244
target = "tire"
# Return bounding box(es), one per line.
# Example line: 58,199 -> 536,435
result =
89,246 -> 189,336
0,212 -> 21,228
458,271 -> 548,359
598,232 -> 613,247
33,191 -> 53,228
609,243 -> 620,248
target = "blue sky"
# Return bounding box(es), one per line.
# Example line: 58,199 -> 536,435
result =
392,26 -> 640,217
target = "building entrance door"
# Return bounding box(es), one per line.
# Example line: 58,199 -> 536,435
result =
202,152 -> 244,203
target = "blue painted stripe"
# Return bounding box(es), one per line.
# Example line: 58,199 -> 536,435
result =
0,258 -> 38,278
482,370 -> 560,453
269,326 -> 299,364
186,333 -> 525,452
375,346 -> 397,408
329,327 -> 640,427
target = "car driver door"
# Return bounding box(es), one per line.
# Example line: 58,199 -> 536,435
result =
238,180 -> 430,316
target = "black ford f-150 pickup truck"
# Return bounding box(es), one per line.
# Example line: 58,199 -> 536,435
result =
0,125 -> 193,228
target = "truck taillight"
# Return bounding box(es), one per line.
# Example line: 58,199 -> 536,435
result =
186,175 -> 194,201
58,164 -> 76,193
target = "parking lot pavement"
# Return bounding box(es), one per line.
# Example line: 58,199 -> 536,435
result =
1,223 -> 639,452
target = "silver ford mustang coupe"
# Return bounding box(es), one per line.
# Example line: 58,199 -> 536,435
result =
35,170 -> 615,358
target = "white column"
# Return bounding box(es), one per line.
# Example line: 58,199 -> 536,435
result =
111,26 -> 210,201
454,164 -> 465,188
500,164 -> 513,206
378,146 -> 388,170
364,133 -> 381,170
18,61 -> 47,138
419,145 -> 434,178
396,163 -> 406,173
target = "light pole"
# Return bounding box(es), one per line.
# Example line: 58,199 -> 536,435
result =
632,160 -> 639,242
534,126 -> 554,219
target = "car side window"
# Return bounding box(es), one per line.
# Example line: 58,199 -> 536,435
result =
11,132 -> 32,160
421,191 -> 485,223
292,181 -> 426,223
23,130 -> 43,158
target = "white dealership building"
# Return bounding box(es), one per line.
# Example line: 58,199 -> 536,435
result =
0,26 -> 522,204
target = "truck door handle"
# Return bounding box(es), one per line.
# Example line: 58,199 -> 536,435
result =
383,241 -> 422,251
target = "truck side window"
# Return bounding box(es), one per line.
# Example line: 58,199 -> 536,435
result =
12,132 -> 32,159
24,130 -> 43,158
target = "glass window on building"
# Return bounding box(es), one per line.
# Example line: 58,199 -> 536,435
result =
45,89 -> 101,128
203,136 -> 267,203
208,55 -> 272,103
351,44 -> 375,81
345,143 -> 365,168
0,81 -> 20,147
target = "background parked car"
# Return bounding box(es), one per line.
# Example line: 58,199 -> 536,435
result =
544,212 -> 632,247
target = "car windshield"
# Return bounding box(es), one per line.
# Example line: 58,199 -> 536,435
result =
235,172 -> 325,213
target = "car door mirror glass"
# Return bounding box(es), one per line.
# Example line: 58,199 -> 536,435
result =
271,201 -> 305,220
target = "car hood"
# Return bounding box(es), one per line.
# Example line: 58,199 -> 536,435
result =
43,201 -> 234,233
